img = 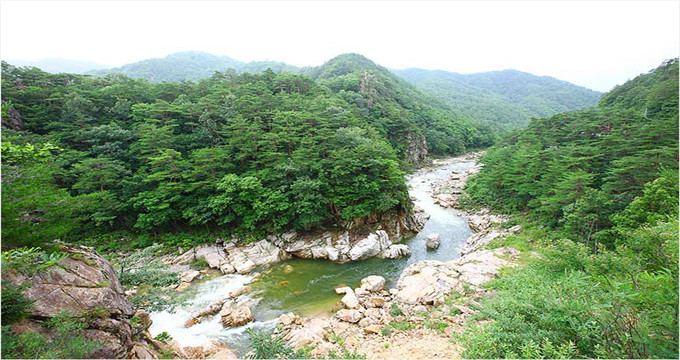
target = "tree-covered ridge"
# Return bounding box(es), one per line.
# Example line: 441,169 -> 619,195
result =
87,51 -> 300,82
394,67 -> 601,129
1,57 -> 496,249
460,59 -> 678,358
306,53 -> 496,157
466,58 -> 678,245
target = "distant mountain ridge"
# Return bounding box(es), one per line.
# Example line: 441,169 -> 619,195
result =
87,51 -> 300,82
6,58 -> 111,74
393,68 -> 602,128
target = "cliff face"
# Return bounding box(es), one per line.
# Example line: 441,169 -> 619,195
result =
405,132 -> 428,167
3,244 -> 164,359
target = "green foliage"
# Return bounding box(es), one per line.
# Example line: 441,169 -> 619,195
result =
0,282 -> 33,325
3,56 -> 491,248
1,247 -> 66,276
1,312 -> 100,359
189,257 -> 208,270
459,220 -> 678,359
467,59 -> 679,248
395,68 -> 601,131
154,331 -> 173,342
246,329 -> 364,359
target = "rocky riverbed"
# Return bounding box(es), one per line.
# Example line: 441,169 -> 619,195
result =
146,152 -> 521,358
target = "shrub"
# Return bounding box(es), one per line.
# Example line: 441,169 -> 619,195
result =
1,312 -> 100,359
0,281 -> 33,325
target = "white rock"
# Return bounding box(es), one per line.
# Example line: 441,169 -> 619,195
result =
360,275 -> 386,292
426,234 -> 442,250
180,270 -> 201,283
341,291 -> 361,309
335,309 -> 363,323
233,259 -> 256,274
204,252 -> 225,269
335,286 -> 353,295
379,244 -> 411,259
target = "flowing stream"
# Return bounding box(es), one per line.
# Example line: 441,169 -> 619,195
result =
149,157 -> 476,354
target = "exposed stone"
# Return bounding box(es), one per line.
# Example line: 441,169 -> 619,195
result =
395,260 -> 462,305
360,275 -> 386,292
175,282 -> 191,292
341,290 -> 361,309
335,286 -> 353,295
366,297 -> 386,308
2,243 -> 158,358
220,303 -> 254,328
348,231 -> 390,261
335,309 -> 363,323
180,270 -> 201,282
460,231 -> 501,256
426,233 -> 442,250
379,244 -> 411,259
363,324 -> 382,334
281,318 -> 330,348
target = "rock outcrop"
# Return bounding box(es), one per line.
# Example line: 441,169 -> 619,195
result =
2,244 -> 162,359
164,208 -> 426,277
395,247 -> 516,306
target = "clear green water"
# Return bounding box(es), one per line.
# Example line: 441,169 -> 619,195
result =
149,158 -> 477,354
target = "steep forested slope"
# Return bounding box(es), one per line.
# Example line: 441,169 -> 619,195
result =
88,51 -> 299,82
395,68 -> 601,128
460,59 -> 678,359
0,55 -> 496,249
305,54 -> 496,159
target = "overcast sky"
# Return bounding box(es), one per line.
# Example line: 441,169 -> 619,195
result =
1,0 -> 678,92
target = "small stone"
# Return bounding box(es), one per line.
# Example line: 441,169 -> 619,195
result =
175,282 -> 191,292
367,297 -> 386,308
282,264 -> 294,274
335,309 -> 362,323
364,325 -> 382,334
335,286 -> 352,295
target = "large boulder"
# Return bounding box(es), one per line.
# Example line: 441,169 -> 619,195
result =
395,260 -> 463,305
426,233 -> 442,250
341,290 -> 361,309
335,309 -> 363,323
348,231 -> 390,261
379,244 -> 411,259
360,275 -> 386,292
220,303 -> 254,328
2,243 -> 158,358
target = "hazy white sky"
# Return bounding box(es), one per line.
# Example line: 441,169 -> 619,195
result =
1,0 -> 678,92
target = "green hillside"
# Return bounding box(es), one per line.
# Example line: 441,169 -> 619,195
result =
88,51 -> 300,82
394,68 -> 601,128
460,58 -> 678,359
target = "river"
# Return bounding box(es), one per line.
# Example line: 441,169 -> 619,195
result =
149,157 -> 477,354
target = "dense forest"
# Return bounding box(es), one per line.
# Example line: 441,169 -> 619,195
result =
0,53 -> 493,250
460,58 -> 679,358
395,68 -> 601,129
82,51 -> 600,133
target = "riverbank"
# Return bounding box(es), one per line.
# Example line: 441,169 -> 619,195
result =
260,151 -> 524,359
114,151 -> 521,358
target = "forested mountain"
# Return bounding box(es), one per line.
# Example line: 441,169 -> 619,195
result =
88,51 -> 300,82
7,58 -> 111,74
304,53 -> 496,158
461,58 -> 678,359
394,68 -> 601,128
0,53 -> 494,249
